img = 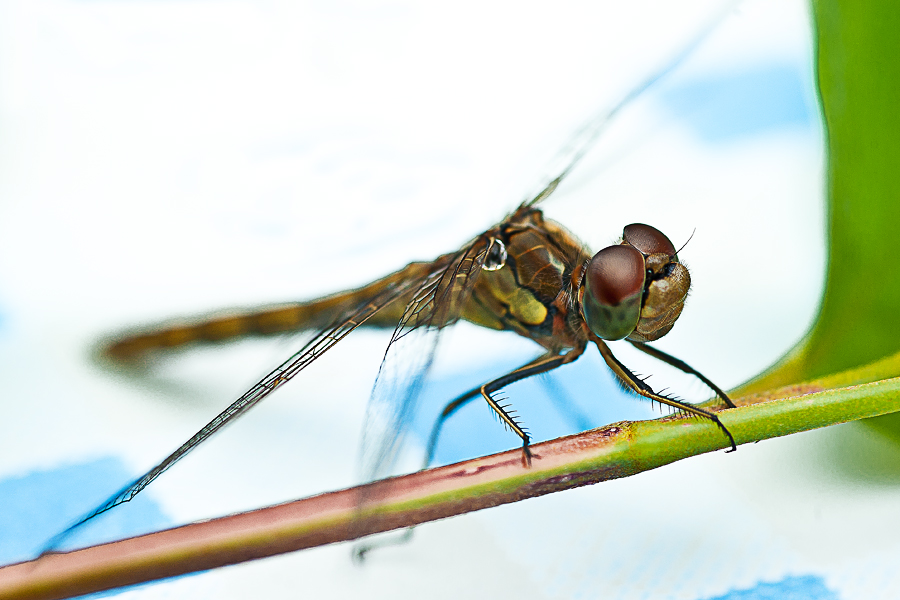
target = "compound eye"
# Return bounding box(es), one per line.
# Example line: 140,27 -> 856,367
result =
581,245 -> 645,340
586,245 -> 645,305
623,223 -> 677,257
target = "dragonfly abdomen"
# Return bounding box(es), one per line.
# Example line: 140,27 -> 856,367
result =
102,261 -> 442,361
102,304 -> 327,359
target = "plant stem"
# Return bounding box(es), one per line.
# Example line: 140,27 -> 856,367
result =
2,365 -> 900,600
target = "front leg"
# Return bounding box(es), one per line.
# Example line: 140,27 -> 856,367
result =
591,335 -> 737,452
628,340 -> 736,408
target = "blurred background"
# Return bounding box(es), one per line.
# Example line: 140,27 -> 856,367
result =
3,0 -> 896,598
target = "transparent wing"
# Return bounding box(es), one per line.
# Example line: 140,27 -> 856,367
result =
44,269 -> 434,553
358,234 -> 492,483
521,3 -> 736,211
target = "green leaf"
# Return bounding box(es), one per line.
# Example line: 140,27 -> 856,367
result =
736,0 -> 900,395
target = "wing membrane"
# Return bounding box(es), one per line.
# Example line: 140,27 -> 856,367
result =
44,267 -> 435,552
359,235 -> 491,483
521,4 -> 736,211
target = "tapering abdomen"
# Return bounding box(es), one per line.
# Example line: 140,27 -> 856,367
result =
103,261 -> 438,361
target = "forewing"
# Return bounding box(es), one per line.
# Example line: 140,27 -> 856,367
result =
358,234 -> 491,483
45,270 -> 431,552
521,8 -> 731,212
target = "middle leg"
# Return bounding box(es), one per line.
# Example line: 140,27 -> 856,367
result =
423,346 -> 590,468
478,345 -> 586,465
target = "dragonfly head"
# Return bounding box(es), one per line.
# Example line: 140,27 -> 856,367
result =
580,223 -> 691,342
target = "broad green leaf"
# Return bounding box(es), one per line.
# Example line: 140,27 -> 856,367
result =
737,0 -> 900,395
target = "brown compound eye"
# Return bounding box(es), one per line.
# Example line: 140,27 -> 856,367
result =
581,245 -> 646,340
623,223 -> 677,257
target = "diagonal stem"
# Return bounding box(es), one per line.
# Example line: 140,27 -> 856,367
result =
2,359 -> 900,600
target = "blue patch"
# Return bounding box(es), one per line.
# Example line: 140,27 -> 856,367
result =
661,63 -> 818,142
702,575 -> 840,600
0,458 -> 171,565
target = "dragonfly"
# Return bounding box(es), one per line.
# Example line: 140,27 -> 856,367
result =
46,11 -> 738,552
47,184 -> 737,552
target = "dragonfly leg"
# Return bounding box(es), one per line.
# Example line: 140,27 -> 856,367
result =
592,337 -> 737,452
479,345 -> 587,466
353,350 -> 586,561
536,374 -> 594,433
352,528 -> 415,564
353,382 -> 499,562
422,384 -> 483,469
627,340 -> 737,408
